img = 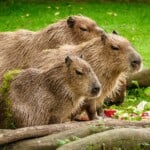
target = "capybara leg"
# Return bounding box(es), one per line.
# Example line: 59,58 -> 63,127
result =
96,106 -> 107,118
96,106 -> 103,116
70,107 -> 82,121
85,100 -> 99,120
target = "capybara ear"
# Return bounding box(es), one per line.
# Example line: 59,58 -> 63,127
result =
67,16 -> 75,28
65,56 -> 73,67
112,30 -> 119,35
101,33 -> 107,44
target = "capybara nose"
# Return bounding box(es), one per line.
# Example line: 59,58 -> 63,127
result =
91,86 -> 100,96
131,58 -> 141,70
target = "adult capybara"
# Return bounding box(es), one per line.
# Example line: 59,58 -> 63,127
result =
0,15 -> 104,77
30,32 -> 142,120
4,56 -> 101,127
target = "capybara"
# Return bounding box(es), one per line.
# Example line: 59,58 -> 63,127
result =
0,15 -> 104,77
4,56 -> 101,127
31,32 -> 142,120
0,32 -> 142,121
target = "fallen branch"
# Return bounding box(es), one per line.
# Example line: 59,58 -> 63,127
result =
57,128 -> 150,150
127,68 -> 150,88
0,119 -> 150,146
0,121 -> 86,145
7,123 -> 112,150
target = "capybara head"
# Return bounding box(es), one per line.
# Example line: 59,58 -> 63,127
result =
66,15 -> 104,44
65,56 -> 101,98
98,31 -> 142,74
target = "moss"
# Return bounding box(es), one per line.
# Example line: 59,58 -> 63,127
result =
0,70 -> 21,95
0,69 -> 21,129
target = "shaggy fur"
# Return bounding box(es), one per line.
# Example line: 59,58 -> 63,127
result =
0,15 -> 104,77
103,75 -> 127,107
8,56 -> 101,127
0,32 -> 142,121
30,32 -> 142,119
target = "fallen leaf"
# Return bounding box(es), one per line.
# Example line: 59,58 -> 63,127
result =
54,12 -> 60,16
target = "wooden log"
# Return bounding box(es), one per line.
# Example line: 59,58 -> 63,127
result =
5,124 -> 111,150
127,68 -> 150,88
0,119 -> 149,146
57,128 -> 150,150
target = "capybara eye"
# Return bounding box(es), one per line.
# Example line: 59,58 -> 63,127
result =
75,70 -> 84,75
79,27 -> 88,32
111,45 -> 119,51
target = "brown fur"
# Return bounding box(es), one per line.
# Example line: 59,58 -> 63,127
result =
31,33 -> 142,120
102,31 -> 127,108
0,32 -> 142,121
0,15 -> 104,77
103,76 -> 127,107
7,56 -> 101,127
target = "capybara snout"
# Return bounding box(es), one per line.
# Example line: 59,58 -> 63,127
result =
130,52 -> 142,72
94,26 -> 105,36
91,83 -> 101,97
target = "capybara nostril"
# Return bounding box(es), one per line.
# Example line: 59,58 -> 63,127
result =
131,59 -> 141,69
131,60 -> 141,66
91,86 -> 100,96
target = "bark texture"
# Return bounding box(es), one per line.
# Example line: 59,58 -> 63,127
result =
57,128 -> 150,150
0,119 -> 149,149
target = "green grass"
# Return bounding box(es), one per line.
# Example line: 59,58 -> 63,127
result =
0,1 -> 150,118
110,87 -> 150,120
0,1 -> 149,67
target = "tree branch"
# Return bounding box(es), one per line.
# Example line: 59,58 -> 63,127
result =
127,68 -> 150,88
57,128 -> 150,150
0,119 -> 149,146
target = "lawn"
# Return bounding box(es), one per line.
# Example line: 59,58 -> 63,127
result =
0,1 -> 149,67
0,0 -> 150,120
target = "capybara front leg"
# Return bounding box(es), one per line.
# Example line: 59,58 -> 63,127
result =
96,105 -> 103,116
85,100 -> 100,120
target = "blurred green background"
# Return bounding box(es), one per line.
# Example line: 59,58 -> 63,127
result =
0,0 -> 149,67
